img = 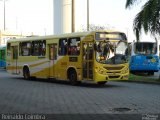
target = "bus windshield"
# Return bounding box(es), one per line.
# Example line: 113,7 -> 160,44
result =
134,42 -> 157,55
95,41 -> 128,64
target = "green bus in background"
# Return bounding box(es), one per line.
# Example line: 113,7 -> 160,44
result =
0,45 -> 6,68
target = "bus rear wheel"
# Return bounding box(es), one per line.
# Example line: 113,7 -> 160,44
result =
68,70 -> 78,85
23,67 -> 30,80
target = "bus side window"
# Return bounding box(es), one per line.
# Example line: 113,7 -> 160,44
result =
38,40 -> 46,56
59,38 -> 67,56
32,41 -> 39,56
7,43 -> 11,51
20,42 -> 31,56
19,43 -> 22,56
68,37 -> 80,56
42,40 -> 46,56
1,50 -> 5,60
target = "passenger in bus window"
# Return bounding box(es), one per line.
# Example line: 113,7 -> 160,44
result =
42,42 -> 46,56
77,43 -> 80,55
69,46 -> 77,55
60,40 -> 67,55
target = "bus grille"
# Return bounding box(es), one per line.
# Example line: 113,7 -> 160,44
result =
109,76 -> 120,79
104,66 -> 124,70
107,71 -> 121,73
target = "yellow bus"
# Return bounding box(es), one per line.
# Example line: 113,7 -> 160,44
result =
6,30 -> 129,85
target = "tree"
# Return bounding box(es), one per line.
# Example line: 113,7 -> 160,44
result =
125,0 -> 160,41
79,24 -> 115,32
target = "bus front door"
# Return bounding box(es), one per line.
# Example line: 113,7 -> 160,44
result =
82,42 -> 94,80
12,46 -> 18,74
49,44 -> 57,78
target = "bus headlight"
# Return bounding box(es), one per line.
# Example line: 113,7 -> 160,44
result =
121,68 -> 128,74
98,67 -> 106,74
99,69 -> 104,74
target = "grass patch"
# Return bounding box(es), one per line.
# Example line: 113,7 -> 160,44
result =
129,73 -> 160,83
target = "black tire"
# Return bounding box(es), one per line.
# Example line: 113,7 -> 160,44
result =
68,70 -> 78,85
23,67 -> 30,80
151,72 -> 154,75
148,72 -> 154,76
97,81 -> 107,85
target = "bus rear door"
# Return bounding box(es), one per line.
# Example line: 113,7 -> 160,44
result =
11,46 -> 18,74
49,44 -> 57,78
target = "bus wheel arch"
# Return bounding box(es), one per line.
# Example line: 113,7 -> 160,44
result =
67,67 -> 79,85
23,66 -> 30,80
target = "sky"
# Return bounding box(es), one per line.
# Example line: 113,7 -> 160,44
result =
0,0 -> 53,35
0,0 -> 155,42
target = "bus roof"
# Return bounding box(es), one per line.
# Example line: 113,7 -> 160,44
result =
7,31 -> 92,43
7,30 -> 125,43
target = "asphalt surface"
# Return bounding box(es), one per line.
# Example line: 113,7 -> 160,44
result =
0,69 -> 160,120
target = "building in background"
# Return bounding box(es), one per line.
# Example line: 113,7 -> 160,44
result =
54,0 -> 72,35
0,30 -> 26,45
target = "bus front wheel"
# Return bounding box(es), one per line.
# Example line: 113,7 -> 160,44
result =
148,72 -> 154,76
23,67 -> 30,80
97,81 -> 107,85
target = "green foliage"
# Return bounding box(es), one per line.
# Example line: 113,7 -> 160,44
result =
79,24 -> 115,32
129,73 -> 160,82
125,0 -> 160,41
125,0 -> 140,9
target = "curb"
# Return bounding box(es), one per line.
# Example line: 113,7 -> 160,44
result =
115,79 -> 160,85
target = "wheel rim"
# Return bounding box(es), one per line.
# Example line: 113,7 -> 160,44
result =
24,69 -> 30,79
69,71 -> 77,85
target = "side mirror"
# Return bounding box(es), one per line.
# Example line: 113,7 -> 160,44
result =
94,43 -> 97,51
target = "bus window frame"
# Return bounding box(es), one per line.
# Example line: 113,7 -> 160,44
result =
19,40 -> 46,56
58,38 -> 68,56
68,37 -> 80,56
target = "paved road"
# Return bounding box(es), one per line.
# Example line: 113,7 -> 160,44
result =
0,69 -> 160,120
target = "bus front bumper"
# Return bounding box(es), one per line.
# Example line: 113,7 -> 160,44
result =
94,71 -> 129,82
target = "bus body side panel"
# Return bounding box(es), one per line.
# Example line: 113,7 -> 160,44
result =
20,57 -> 50,78
53,51 -> 82,81
6,41 -> 50,78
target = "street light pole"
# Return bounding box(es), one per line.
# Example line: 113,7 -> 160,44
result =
4,0 -> 6,30
72,0 -> 75,32
87,0 -> 89,31
0,0 -> 7,30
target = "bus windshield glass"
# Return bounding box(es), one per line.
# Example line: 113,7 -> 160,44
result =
95,32 -> 127,40
95,41 -> 128,64
134,42 -> 157,55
